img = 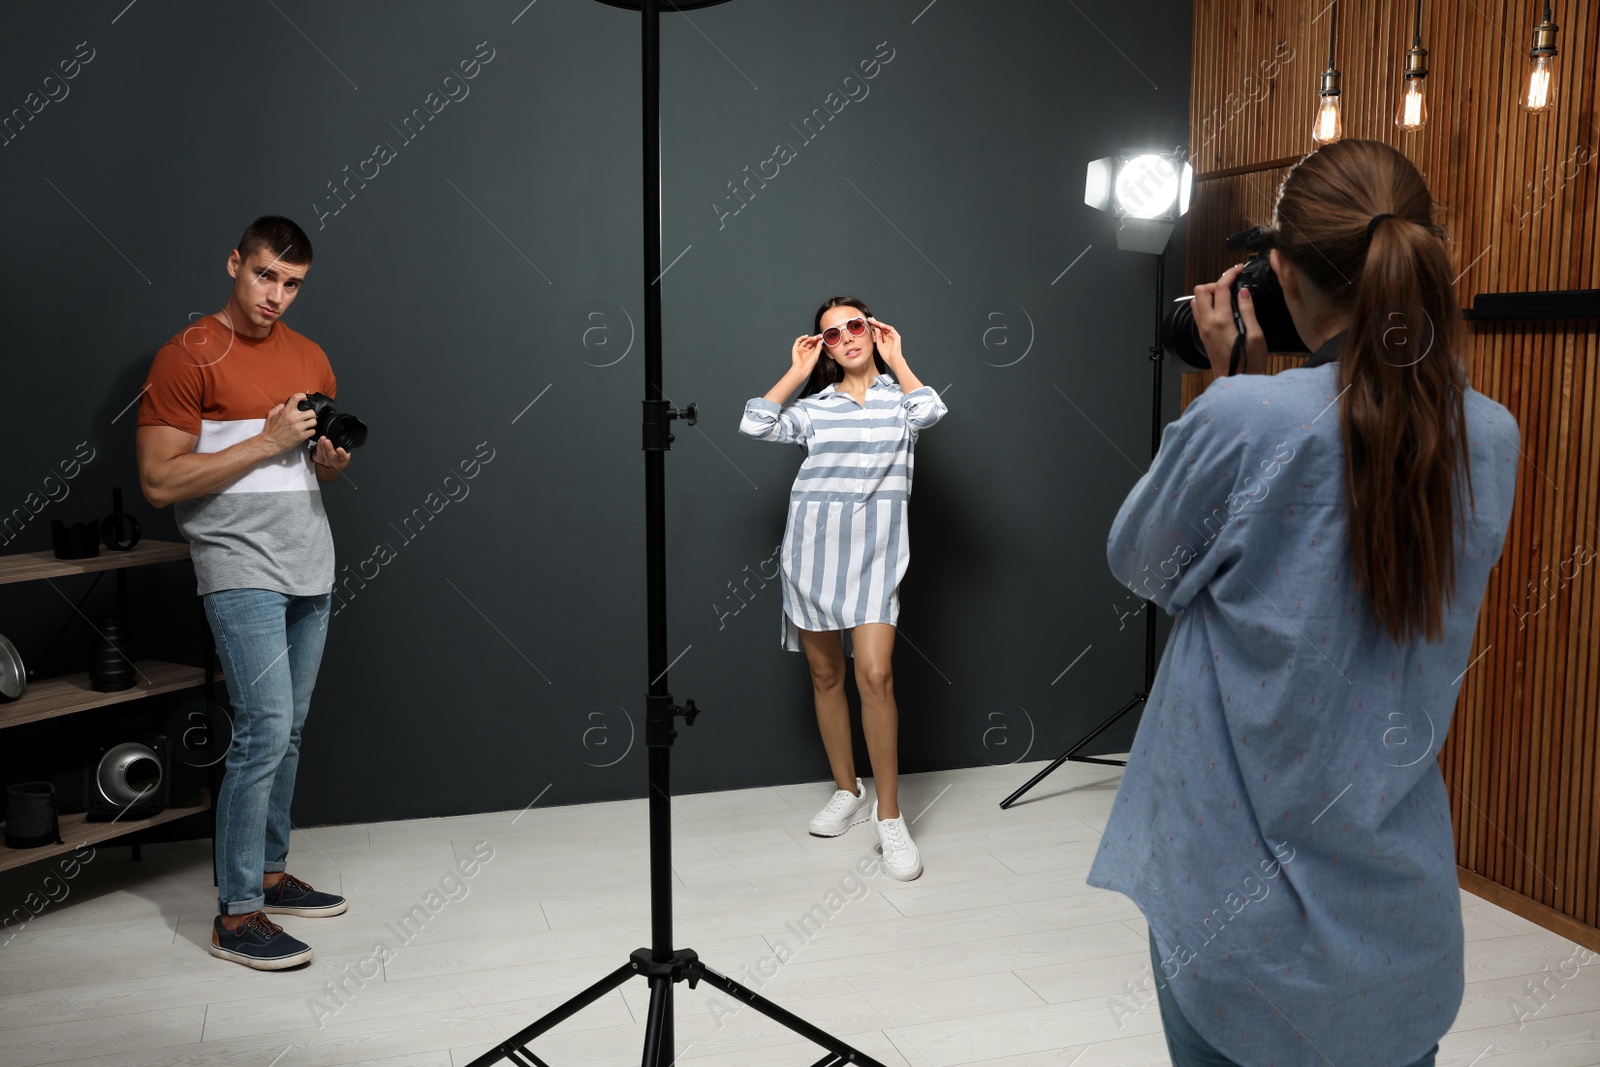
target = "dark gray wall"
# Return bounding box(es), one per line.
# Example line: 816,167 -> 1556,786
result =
0,1 -> 1191,825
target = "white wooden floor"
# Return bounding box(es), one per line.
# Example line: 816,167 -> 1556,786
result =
1,761 -> 1596,1067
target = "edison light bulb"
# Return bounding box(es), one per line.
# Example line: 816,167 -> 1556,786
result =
1312,96 -> 1343,145
1522,11 -> 1560,115
1397,79 -> 1427,131
1523,53 -> 1556,112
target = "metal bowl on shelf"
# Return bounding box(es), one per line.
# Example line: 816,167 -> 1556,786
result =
0,635 -> 24,702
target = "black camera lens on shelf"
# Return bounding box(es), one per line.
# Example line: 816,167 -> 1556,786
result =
1161,226 -> 1310,371
297,392 -> 368,452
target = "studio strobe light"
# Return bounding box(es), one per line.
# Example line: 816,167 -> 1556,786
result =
1001,148 -> 1193,809
1083,150 -> 1194,254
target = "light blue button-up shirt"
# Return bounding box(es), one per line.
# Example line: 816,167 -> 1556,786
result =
1088,337 -> 1520,1067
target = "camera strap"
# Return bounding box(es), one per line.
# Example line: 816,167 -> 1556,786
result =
1222,308 -> 1248,375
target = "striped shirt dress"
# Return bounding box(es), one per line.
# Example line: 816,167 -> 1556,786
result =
739,374 -> 947,655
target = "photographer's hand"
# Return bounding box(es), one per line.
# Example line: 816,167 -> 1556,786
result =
312,437 -> 351,477
261,393 -> 318,455
1196,264 -> 1268,377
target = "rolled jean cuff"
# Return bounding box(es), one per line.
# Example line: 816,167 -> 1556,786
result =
222,894 -> 266,916
263,861 -> 287,874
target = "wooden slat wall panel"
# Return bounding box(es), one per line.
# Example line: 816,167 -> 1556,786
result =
1181,0 -> 1600,942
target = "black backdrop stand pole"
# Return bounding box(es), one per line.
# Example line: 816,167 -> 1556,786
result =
1000,249 -> 1169,810
465,1 -> 887,1063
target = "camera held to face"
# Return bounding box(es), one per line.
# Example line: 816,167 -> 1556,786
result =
297,392 -> 368,452
1161,227 -> 1309,371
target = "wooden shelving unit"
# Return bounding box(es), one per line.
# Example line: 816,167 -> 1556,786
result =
0,539 -> 194,585
0,793 -> 211,873
0,660 -> 217,729
0,537 -> 217,872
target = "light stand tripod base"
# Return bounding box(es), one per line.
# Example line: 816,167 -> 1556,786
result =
464,947 -> 890,1067
1000,248 -> 1172,810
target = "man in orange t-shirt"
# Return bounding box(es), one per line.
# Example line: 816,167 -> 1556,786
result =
136,216 -> 352,970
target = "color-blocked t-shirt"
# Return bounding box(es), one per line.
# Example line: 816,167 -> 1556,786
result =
137,314 -> 337,597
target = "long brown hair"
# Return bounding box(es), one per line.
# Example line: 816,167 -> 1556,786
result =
802,296 -> 892,397
1271,139 -> 1474,644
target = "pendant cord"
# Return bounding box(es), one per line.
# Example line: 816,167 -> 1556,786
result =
1328,0 -> 1338,69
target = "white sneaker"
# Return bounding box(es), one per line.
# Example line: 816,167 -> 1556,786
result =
808,778 -> 871,837
873,800 -> 922,881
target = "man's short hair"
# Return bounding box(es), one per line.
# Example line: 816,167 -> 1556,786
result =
237,216 -> 313,267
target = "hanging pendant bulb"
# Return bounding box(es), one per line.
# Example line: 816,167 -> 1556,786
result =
1314,70 -> 1344,145
1312,0 -> 1343,145
1521,3 -> 1559,113
1397,78 -> 1427,131
1396,0 -> 1429,132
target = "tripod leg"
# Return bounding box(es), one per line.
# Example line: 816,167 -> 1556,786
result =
999,692 -> 1144,809
662,980 -> 674,1066
693,965 -> 890,1067
999,750 -> 1074,810
464,962 -> 635,1067
641,975 -> 673,1067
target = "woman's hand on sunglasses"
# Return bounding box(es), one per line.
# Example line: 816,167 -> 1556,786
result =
867,317 -> 903,365
791,333 -> 823,375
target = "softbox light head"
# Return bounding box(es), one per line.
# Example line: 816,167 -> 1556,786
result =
1085,150 -> 1195,254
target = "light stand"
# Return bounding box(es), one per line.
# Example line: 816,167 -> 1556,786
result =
464,2 -> 889,1064
999,150 -> 1190,810
1000,247 -> 1168,808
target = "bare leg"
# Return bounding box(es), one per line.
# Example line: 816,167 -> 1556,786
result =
798,628 -> 854,792
851,623 -> 899,820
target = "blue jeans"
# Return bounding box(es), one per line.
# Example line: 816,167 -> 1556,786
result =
204,589 -> 331,915
1148,932 -> 1437,1067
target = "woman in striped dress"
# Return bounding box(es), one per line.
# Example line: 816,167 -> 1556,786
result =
739,296 -> 946,880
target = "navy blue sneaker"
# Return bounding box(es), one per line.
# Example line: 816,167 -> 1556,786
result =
263,873 -> 348,917
210,912 -> 313,970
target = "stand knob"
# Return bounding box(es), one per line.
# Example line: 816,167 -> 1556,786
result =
674,699 -> 700,726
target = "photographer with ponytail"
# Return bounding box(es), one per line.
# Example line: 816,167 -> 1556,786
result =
1088,140 -> 1520,1066
739,296 -> 946,880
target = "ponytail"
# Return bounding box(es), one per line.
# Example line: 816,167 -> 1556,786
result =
1272,140 -> 1474,643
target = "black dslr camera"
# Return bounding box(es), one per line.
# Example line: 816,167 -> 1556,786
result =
297,392 -> 368,452
1161,226 -> 1309,372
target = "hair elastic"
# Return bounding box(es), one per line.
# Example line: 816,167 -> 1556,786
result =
1366,213 -> 1398,239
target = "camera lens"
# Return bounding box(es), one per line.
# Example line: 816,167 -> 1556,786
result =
1161,299 -> 1213,370
324,413 -> 367,452
297,393 -> 368,451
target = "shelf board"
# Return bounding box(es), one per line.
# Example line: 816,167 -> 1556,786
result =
0,539 -> 191,585
0,792 -> 211,873
0,660 -> 214,730
1465,288 -> 1600,322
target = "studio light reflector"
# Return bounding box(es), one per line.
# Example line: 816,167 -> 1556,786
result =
1084,149 -> 1194,253
1116,154 -> 1180,218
